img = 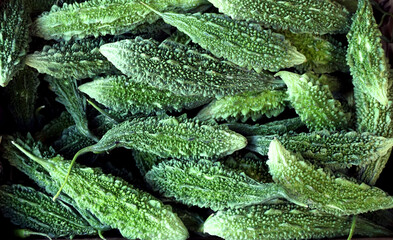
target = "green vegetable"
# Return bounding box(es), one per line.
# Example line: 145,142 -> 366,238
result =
203,202 -> 392,240
54,125 -> 97,157
100,38 -> 280,98
36,111 -> 74,143
79,75 -> 212,115
267,139 -> 393,216
26,38 -> 117,80
196,89 -> 288,122
0,0 -> 30,87
146,159 -> 283,210
133,150 -> 164,176
0,184 -> 98,238
247,131 -> 393,167
12,142 -> 189,240
32,0 -> 208,40
139,2 -> 306,72
207,0 -> 351,34
276,71 -> 349,131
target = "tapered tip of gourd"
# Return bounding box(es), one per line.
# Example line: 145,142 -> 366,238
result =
289,49 -> 307,66
274,71 -> 299,87
11,141 -> 48,166
78,82 -> 96,98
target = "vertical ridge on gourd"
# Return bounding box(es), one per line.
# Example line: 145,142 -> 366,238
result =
32,0 -> 209,40
78,75 -> 212,115
11,142 -> 189,240
0,184 -> 99,238
275,71 -> 349,132
203,202 -> 392,240
145,159 -> 284,210
0,0 -> 30,87
267,139 -> 393,216
347,0 -> 390,106
100,38 -> 280,98
247,131 -> 393,167
196,89 -> 288,122
206,0 -> 351,34
138,2 -> 306,72
26,38 -> 117,80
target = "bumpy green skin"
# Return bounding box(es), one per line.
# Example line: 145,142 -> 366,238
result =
54,125 -> 97,158
0,184 -> 97,238
196,89 -> 288,122
79,75 -> 211,114
32,0 -> 208,40
45,76 -> 97,141
283,32 -> 348,73
203,202 -> 391,240
248,131 -> 393,167
26,38 -> 116,80
347,0 -> 390,106
226,117 -> 305,136
207,0 -> 351,34
276,71 -> 348,131
4,67 -> 39,131
267,139 -> 393,216
133,150 -> 164,176
151,11 -> 306,72
14,148 -> 189,240
82,115 -> 247,160
145,159 -> 283,210
100,38 -> 279,98
0,0 -> 30,87
221,152 -> 272,183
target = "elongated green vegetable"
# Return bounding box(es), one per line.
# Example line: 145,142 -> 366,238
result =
247,131 -> 393,167
79,75 -> 212,114
196,89 -> 288,122
0,0 -> 30,87
139,2 -> 306,72
32,0 -> 208,40
0,184 -> 98,238
207,0 -> 351,34
12,142 -> 189,240
100,38 -> 280,98
26,38 -> 117,80
203,202 -> 392,240
267,139 -> 393,216
133,150 -> 164,176
275,71 -> 349,131
146,159 -> 284,210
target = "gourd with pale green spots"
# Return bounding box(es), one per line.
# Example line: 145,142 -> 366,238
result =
247,131 -> 393,168
275,71 -> 349,131
32,0 -> 208,40
12,142 -> 189,240
207,0 -> 351,34
267,139 -> 393,216
100,38 -> 280,98
79,75 -> 211,115
139,3 -> 306,72
203,202 -> 392,240
145,159 -> 284,211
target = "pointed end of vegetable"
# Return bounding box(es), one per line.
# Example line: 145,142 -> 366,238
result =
11,141 -> 48,166
290,49 -> 307,66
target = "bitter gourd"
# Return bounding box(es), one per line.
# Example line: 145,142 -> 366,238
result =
267,139 -> 393,216
100,38 -> 280,98
79,75 -> 212,115
275,71 -> 349,131
0,0 -> 30,87
12,142 -> 189,240
139,3 -> 306,72
32,0 -> 208,40
145,159 -> 284,210
133,150 -> 164,177
26,38 -> 117,80
207,0 -> 351,34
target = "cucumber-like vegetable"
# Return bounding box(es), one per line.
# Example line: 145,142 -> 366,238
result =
146,159 -> 284,210
267,139 -> 393,216
207,0 -> 351,34
100,38 -> 280,98
133,150 -> 164,176
79,75 -> 212,114
32,0 -> 208,40
139,2 -> 306,72
0,0 -> 30,87
12,142 -> 189,240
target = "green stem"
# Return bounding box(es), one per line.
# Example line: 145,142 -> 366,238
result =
347,215 -> 357,240
11,141 -> 48,167
14,229 -> 52,240
139,1 -> 163,17
86,98 -> 118,125
98,230 -> 106,240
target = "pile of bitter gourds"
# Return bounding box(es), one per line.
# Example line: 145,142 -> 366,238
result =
1,0 -> 393,239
